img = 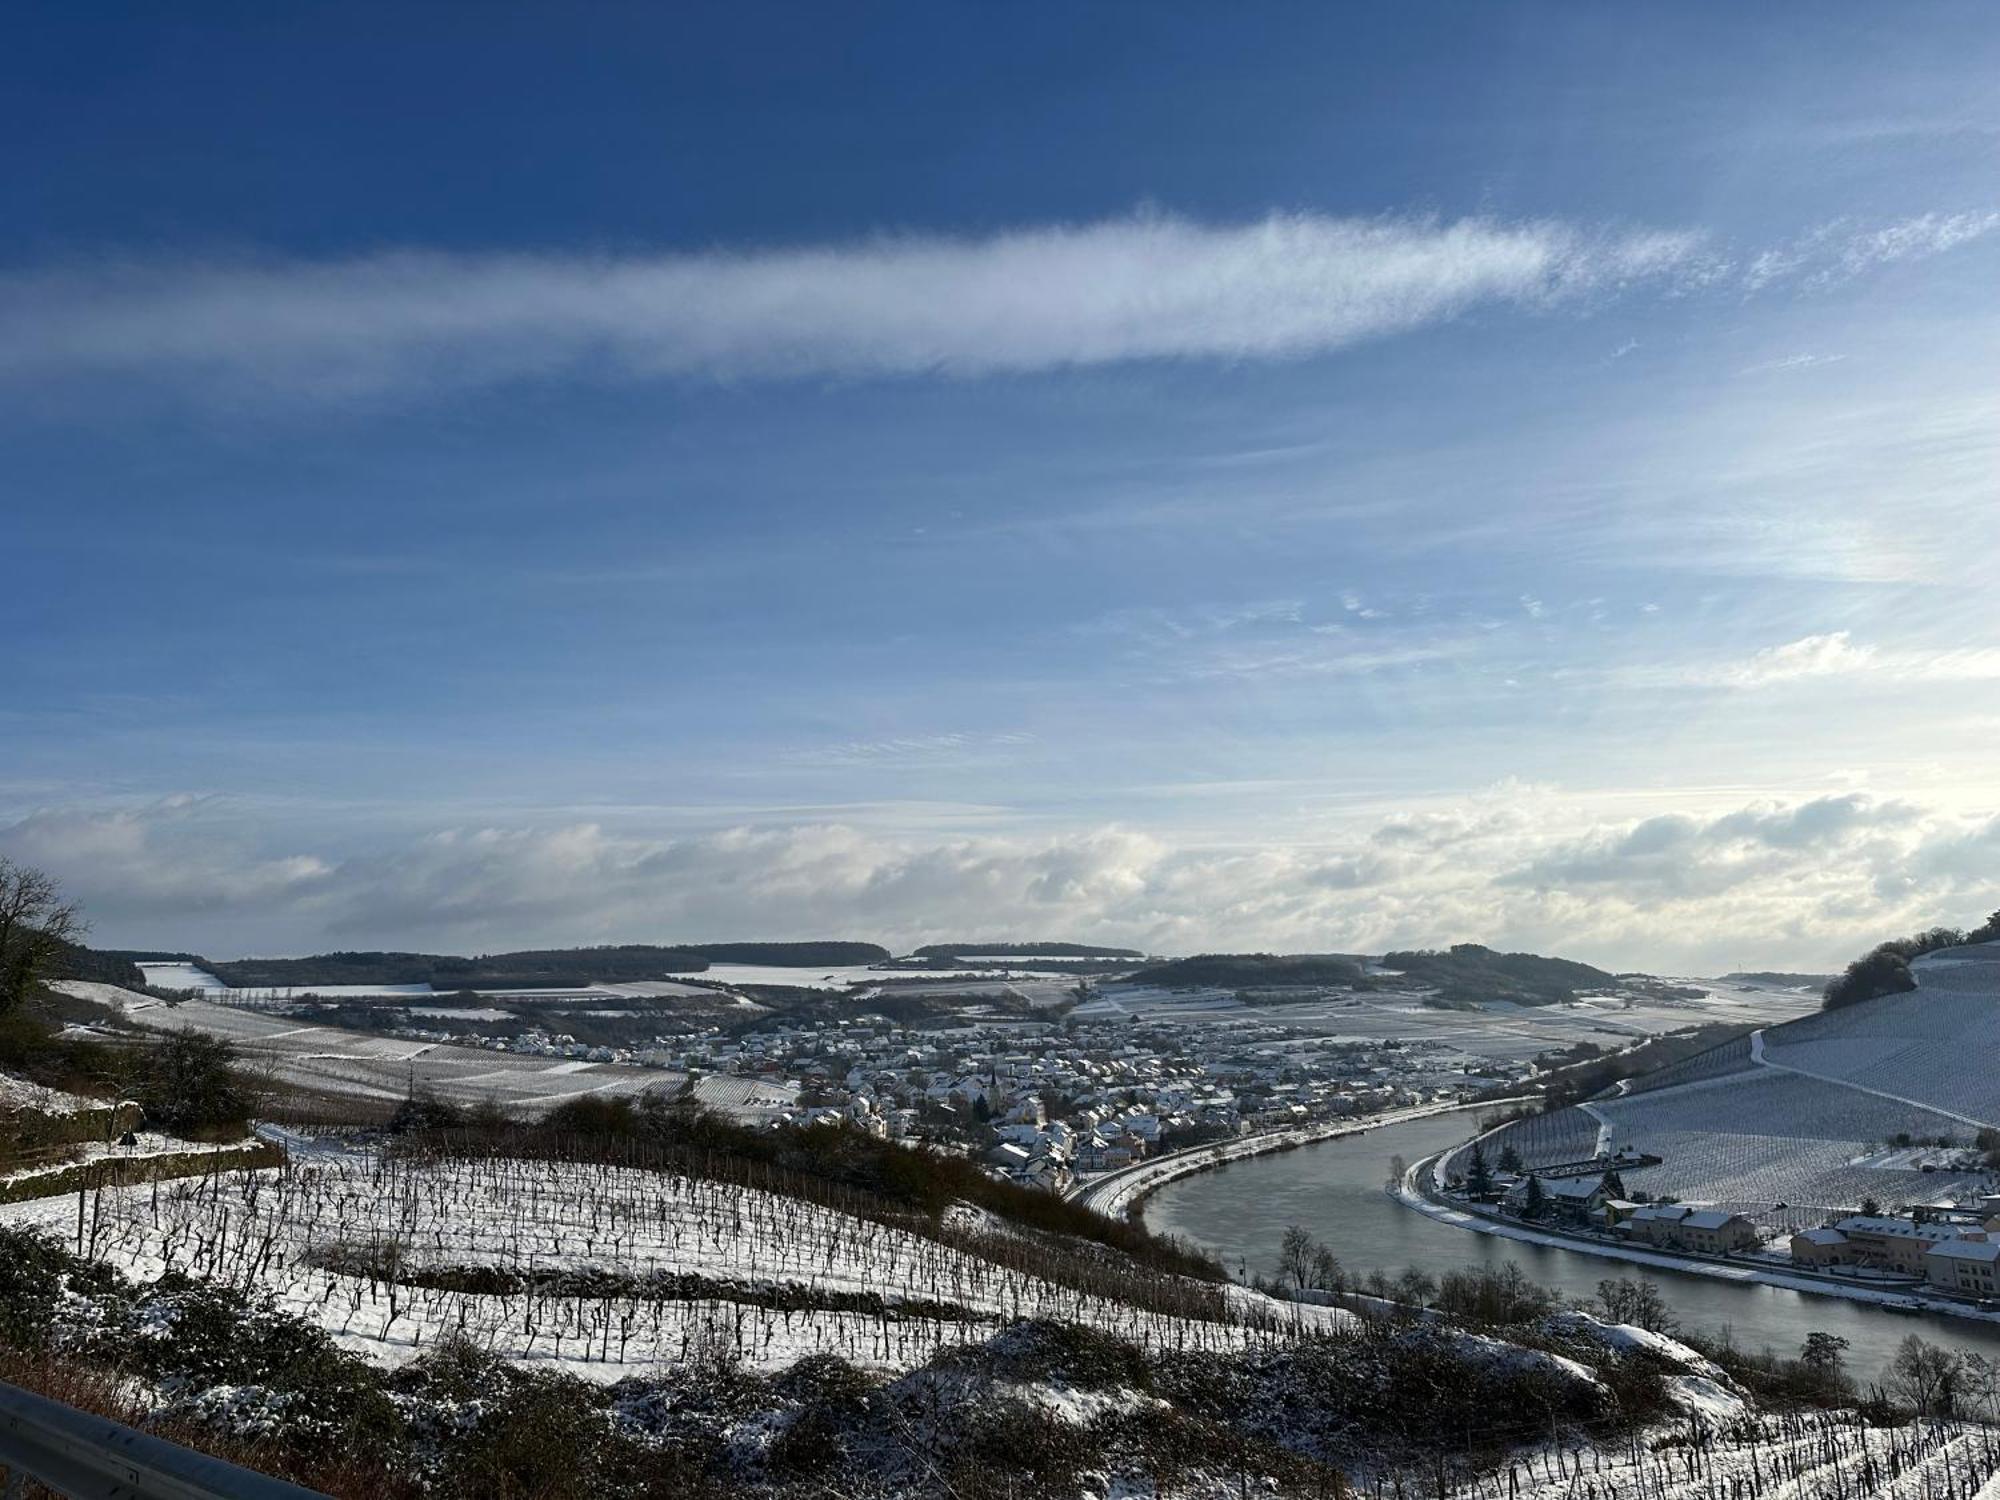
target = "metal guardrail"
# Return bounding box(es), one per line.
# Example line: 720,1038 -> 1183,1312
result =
0,1378 -> 330,1500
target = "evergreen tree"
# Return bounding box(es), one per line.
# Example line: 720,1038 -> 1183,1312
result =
1522,1175 -> 1546,1220
1465,1143 -> 1494,1196
1498,1142 -> 1523,1174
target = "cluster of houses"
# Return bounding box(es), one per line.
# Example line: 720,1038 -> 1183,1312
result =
667,1012 -> 1478,1191
747,1015 -> 1475,1190
394,1001 -> 1493,1193
1790,1199 -> 2000,1297
1479,1161 -> 1767,1255
1465,1147 -> 2000,1301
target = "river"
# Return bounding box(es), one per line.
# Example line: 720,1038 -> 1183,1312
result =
1142,1108 -> 2000,1385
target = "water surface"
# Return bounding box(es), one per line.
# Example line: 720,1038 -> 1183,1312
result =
1143,1109 -> 2000,1384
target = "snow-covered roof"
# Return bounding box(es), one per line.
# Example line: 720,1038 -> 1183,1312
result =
1836,1215 -> 1962,1242
1683,1209 -> 1748,1231
1928,1238 -> 2000,1264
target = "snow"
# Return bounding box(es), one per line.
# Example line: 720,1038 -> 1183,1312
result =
0,1150 -> 1343,1379
0,1073 -> 95,1116
49,981 -> 789,1119
1465,944 -> 2000,1229
136,962 -> 229,992
1444,1415 -> 1997,1500
0,1131 -> 253,1186
1542,1310 -> 1727,1383
689,962 -> 1084,991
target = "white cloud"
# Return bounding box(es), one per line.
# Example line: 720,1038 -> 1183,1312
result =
1831,210 -> 2000,279
1717,631 -> 1879,686
1656,632 -> 2000,690
0,213 -> 1700,398
1737,352 -> 1847,376
10,788 -> 1996,974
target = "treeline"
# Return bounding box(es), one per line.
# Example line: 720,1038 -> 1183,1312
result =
1382,942 -> 1621,1008
1127,953 -> 1367,988
203,940 -> 891,991
912,941 -> 1145,959
1503,1023 -> 1753,1110
51,942 -> 159,989
1822,911 -> 2000,1011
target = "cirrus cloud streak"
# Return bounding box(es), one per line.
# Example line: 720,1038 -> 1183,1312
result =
0,213 -> 1697,398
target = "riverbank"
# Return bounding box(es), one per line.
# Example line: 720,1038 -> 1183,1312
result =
1396,1149 -> 2000,1330
1069,1097 -> 1517,1220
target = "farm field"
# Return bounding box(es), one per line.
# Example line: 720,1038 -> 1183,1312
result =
1078,974 -> 1823,1069
0,1148 -> 1344,1378
1465,942 -> 2000,1227
53,980 -> 796,1120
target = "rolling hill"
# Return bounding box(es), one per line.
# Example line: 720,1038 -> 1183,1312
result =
1462,940 -> 2000,1227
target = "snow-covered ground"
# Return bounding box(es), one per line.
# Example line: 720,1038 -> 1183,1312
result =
135,961 -> 231,992
50,981 -> 796,1120
0,1074 -> 96,1116
0,1151 -> 1348,1379
1458,941 -> 2000,1228
1,1131 -> 254,1187
1444,1413 -> 1999,1500
130,958 -> 1084,1002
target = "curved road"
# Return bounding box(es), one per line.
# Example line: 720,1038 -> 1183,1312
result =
1070,1097 -> 1526,1220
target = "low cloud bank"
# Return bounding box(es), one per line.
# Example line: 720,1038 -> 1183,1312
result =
5,789 -> 1995,975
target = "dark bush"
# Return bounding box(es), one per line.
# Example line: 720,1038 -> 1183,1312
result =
134,1028 -> 249,1133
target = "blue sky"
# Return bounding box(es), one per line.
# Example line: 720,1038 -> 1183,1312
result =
6,4 -> 1999,969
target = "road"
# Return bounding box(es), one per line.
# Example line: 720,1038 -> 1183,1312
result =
1068,1096 -> 1526,1220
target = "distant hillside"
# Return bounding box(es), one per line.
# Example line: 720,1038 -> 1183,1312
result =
49,943 -> 169,988
1823,913 -> 2000,1010
204,940 -> 891,990
1724,971 -> 1836,988
1127,953 -> 1366,988
1381,943 -> 1621,1008
673,941 -> 890,966
911,941 -> 1144,959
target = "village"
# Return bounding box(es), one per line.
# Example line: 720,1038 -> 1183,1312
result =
1443,1140 -> 2000,1306
402,1006 -> 1506,1191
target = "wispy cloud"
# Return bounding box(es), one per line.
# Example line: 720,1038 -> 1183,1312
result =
785,731 -> 1036,767
1740,210 -> 2000,293
1737,352 -> 1847,377
1634,632 -> 2000,691
0,213 -> 1699,399
1824,209 -> 2000,282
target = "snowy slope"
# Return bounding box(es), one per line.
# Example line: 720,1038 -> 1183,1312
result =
0,1150 -> 1347,1379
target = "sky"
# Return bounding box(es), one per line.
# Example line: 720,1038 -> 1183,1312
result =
5,3 -> 1999,972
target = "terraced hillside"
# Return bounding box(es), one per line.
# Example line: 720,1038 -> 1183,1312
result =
1459,942 -> 2000,1228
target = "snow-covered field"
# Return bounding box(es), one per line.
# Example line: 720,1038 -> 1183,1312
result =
1073,975 -> 1823,1069
51,981 -> 796,1120
0,1151 -> 1346,1379
1444,1413 -> 2000,1500
1462,942 -> 2000,1227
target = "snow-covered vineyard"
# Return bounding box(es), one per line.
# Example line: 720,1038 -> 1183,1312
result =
1455,943 -> 2000,1228
1439,1412 -> 2000,1500
0,1148 -> 1344,1377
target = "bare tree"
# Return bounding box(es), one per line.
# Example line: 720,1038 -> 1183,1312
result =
1595,1276 -> 1677,1334
0,858 -> 84,1016
1278,1224 -> 1316,1292
1887,1334 -> 1965,1416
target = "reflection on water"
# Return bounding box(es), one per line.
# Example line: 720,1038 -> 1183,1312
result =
1142,1108 -> 2000,1384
